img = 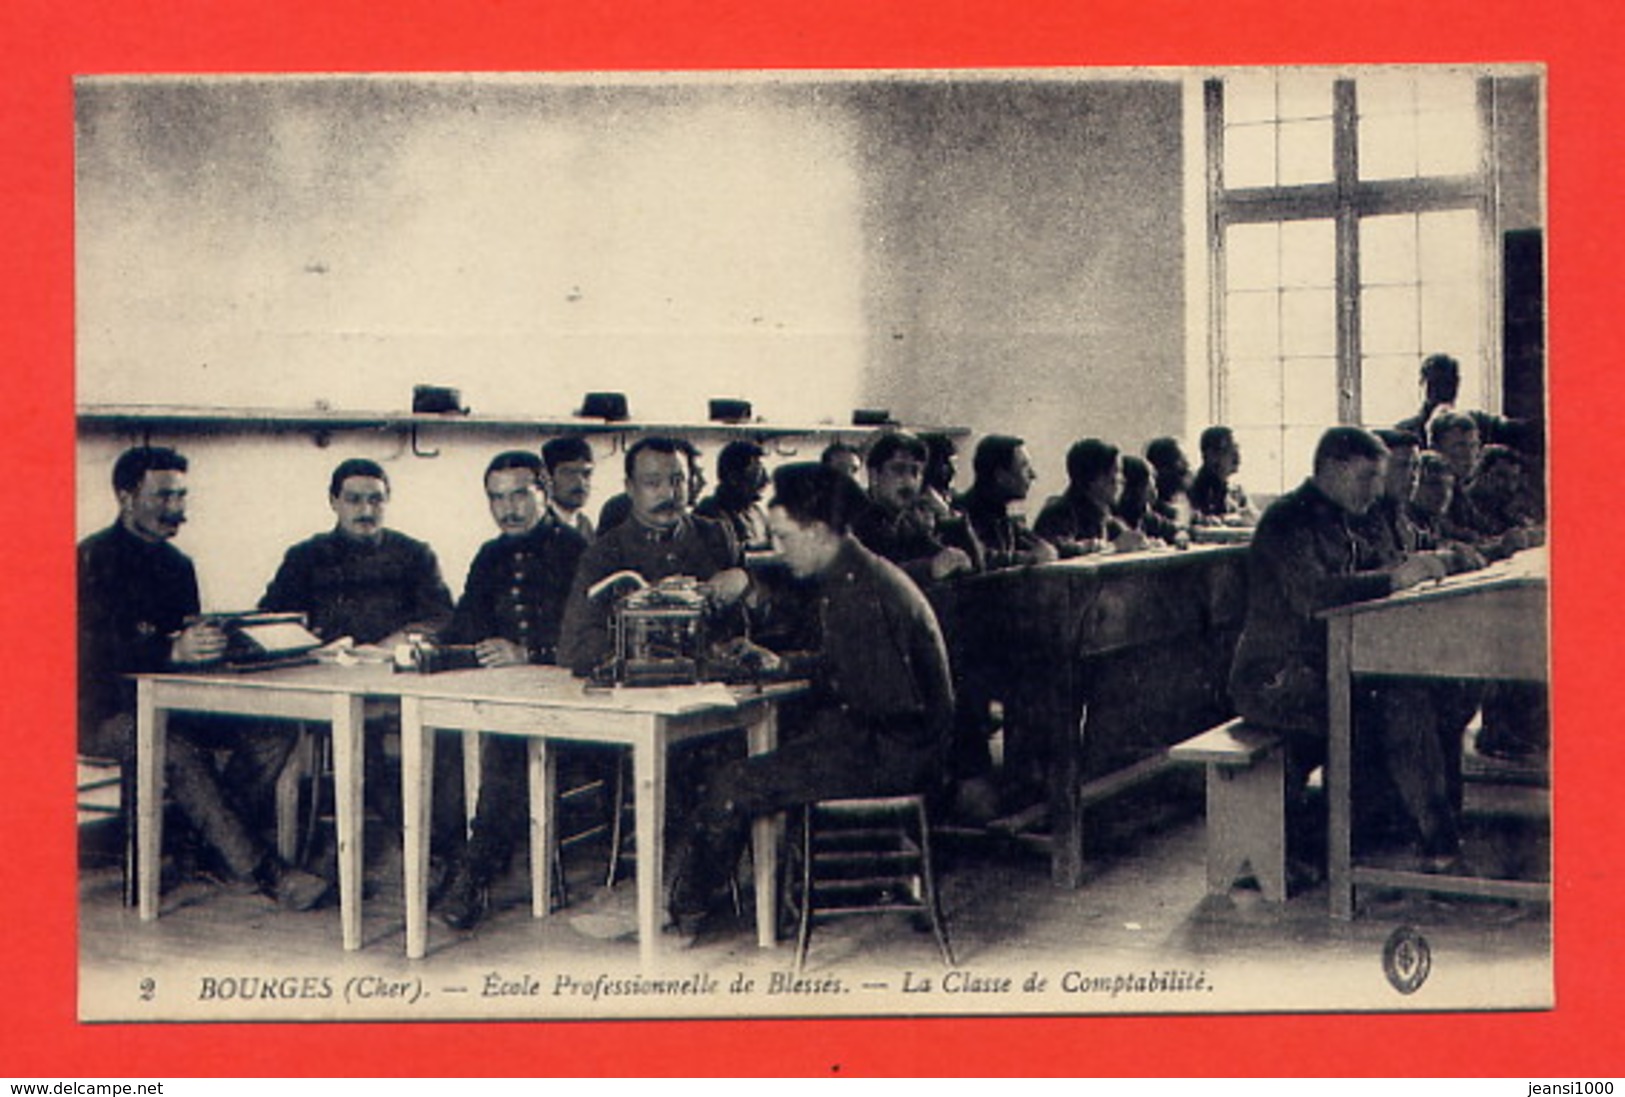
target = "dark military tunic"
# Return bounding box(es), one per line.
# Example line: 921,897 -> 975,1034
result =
259,528 -> 453,645
1033,491 -> 1125,552
957,484 -> 1052,570
77,521 -> 295,877
556,512 -> 741,676
77,522 -> 199,735
670,536 -> 956,919
440,514 -> 587,663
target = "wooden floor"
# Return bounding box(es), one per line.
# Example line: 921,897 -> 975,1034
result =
77,759 -> 1553,1023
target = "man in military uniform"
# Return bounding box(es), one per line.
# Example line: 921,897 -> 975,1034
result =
436,451 -> 590,930
79,446 -> 328,910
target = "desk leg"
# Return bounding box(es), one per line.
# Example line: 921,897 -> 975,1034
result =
632,730 -> 666,968
1327,616 -> 1355,920
747,704 -> 780,950
330,693 -> 366,952
1049,670 -> 1087,890
400,696 -> 435,960
135,681 -> 166,922
528,739 -> 555,919
462,731 -> 482,839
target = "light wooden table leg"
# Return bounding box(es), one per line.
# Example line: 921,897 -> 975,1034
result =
529,738 -> 555,918
462,730 -> 482,839
633,729 -> 666,968
331,694 -> 366,951
400,695 -> 435,959
136,680 -> 166,922
747,703 -> 781,949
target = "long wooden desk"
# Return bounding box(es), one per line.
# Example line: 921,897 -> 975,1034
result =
135,662 -> 804,966
133,662 -> 402,950
394,667 -> 804,966
954,544 -> 1248,886
1321,547 -> 1549,918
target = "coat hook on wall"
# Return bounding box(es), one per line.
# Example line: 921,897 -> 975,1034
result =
410,423 -> 441,458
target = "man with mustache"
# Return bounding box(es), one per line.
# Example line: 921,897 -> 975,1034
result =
259,458 -> 453,648
595,438 -> 706,536
259,457 -> 458,877
435,449 -> 590,931
850,431 -> 981,587
558,437 -> 749,678
78,446 -> 329,910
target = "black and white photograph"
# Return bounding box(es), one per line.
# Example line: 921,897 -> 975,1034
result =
73,66 -> 1551,1022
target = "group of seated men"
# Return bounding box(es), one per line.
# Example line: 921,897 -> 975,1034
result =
78,349 -> 1546,941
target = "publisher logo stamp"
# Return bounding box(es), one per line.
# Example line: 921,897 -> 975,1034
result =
1382,926 -> 1432,995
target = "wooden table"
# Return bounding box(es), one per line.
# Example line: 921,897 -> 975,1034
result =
953,544 -> 1248,886
1321,547 -> 1549,918
394,667 -> 805,966
133,662 -> 402,950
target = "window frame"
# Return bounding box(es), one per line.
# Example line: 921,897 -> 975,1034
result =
1204,71 -> 1501,491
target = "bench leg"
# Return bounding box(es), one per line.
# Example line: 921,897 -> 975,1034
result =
1206,752 -> 1287,902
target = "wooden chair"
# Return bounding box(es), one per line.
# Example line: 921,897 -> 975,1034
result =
784,793 -> 955,974
77,754 -> 135,907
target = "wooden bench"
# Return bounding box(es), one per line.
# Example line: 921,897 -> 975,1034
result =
1168,718 -> 1287,902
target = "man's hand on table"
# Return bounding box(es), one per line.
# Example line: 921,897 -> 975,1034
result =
170,620 -> 227,666
474,637 -> 529,668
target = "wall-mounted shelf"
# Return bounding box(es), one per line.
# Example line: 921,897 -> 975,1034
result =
76,404 -> 968,455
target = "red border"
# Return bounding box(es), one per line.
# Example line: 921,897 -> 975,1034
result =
5,0 -> 1621,1077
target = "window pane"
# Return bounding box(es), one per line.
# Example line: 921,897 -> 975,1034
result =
1225,290 -> 1280,359
1226,222 -> 1281,290
1277,72 -> 1334,119
1361,214 -> 1418,286
1416,72 -> 1477,117
1280,288 -> 1336,357
1418,208 -> 1480,285
1453,356 -> 1486,412
1359,109 -> 1417,179
1282,356 -> 1339,424
1224,358 -> 1284,427
1280,219 -> 1335,287
1231,426 -> 1286,497
1417,72 -> 1480,175
1359,71 -> 1415,117
1278,118 -> 1334,185
1361,285 -> 1420,354
1361,353 -> 1421,426
1225,73 -> 1278,124
1418,108 -> 1480,176
1420,281 -> 1481,361
1282,426 -> 1324,490
1224,123 -> 1276,188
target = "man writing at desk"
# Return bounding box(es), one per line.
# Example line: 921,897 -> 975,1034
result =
1034,438 -> 1151,556
668,462 -> 955,943
435,450 -> 590,931
78,446 -> 329,910
1229,427 -> 1467,885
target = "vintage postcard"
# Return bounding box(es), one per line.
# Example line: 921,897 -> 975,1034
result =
73,65 -> 1552,1027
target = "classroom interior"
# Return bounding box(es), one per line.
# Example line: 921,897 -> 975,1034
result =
74,67 -> 1551,1019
